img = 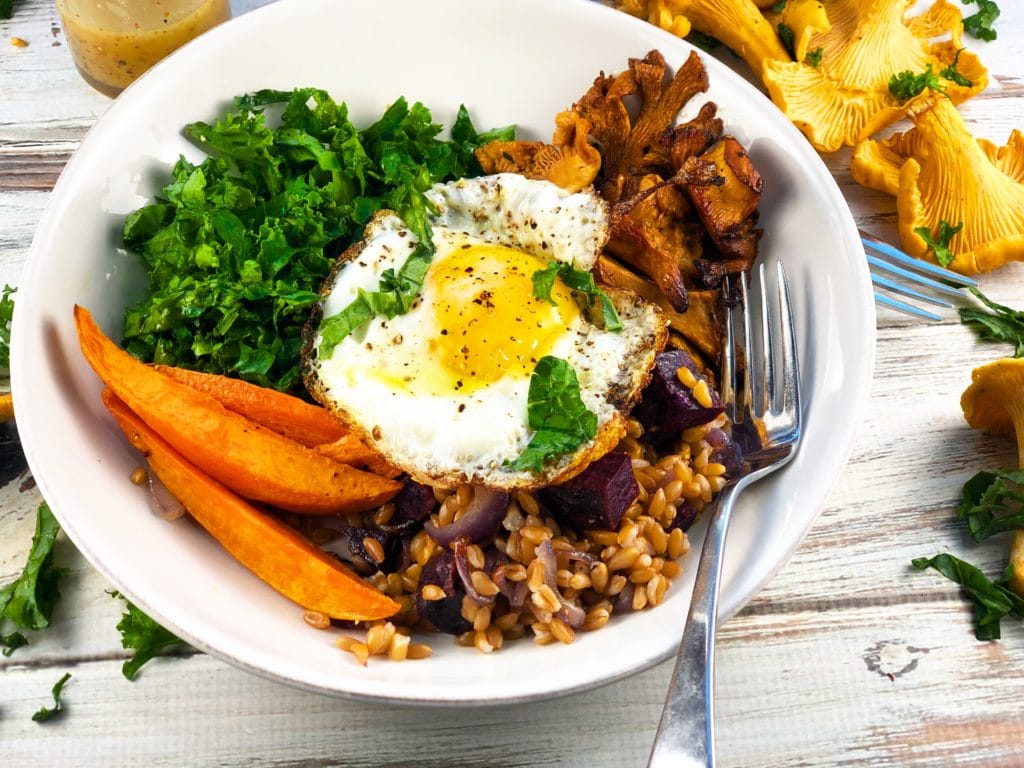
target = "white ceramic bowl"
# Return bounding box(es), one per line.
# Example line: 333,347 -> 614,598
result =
13,0 -> 874,703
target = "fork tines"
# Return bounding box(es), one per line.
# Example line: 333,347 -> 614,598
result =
722,263 -> 800,453
860,230 -> 977,321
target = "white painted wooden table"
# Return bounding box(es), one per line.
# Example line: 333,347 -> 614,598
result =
3,2 -> 1024,766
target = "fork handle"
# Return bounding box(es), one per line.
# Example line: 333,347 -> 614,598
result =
647,483 -> 738,768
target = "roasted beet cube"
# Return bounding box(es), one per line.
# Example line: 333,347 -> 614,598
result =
379,479 -> 436,535
633,350 -> 725,433
669,501 -> 699,532
538,452 -> 639,532
415,550 -> 472,635
343,527 -> 398,575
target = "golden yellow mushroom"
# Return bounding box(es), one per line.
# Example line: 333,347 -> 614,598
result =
611,0 -> 791,80
761,0 -> 831,63
852,95 -> 1024,274
961,359 -> 1024,596
761,0 -> 987,152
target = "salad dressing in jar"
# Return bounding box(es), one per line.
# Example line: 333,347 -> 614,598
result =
55,0 -> 231,97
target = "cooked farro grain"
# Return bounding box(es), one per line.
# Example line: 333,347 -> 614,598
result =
130,466 -> 149,485
407,644 -> 433,659
303,610 -> 330,630
389,632 -> 410,661
550,617 -> 575,644
322,386 -> 738,663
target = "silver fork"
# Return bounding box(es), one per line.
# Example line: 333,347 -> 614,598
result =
861,230 -> 977,320
647,261 -> 802,768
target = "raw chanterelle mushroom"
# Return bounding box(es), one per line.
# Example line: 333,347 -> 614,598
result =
612,0 -> 791,80
852,95 -> 1024,274
761,0 -> 987,152
961,358 -> 1024,596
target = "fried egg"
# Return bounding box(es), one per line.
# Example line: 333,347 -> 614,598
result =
303,173 -> 667,490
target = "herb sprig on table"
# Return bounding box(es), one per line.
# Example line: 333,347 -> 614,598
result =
1,504 -> 67,656
959,288 -> 1024,358
122,89 -> 512,394
111,592 -> 189,680
961,0 -> 1000,41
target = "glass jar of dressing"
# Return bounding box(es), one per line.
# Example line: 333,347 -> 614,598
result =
55,0 -> 231,97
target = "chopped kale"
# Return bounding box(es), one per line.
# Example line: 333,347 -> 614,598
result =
0,504 -> 66,656
509,357 -> 597,473
913,219 -> 962,268
122,90 -> 513,393
912,554 -> 1024,640
32,673 -> 72,723
532,262 -> 622,332
959,288 -> 1024,358
961,0 -> 1000,41
112,593 -> 189,680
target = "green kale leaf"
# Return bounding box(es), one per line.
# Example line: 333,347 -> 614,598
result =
805,48 -> 823,68
939,48 -> 973,87
959,287 -> 1024,358
889,65 -> 947,103
912,554 -> 1024,640
1,630 -> 28,656
32,673 -> 72,723
113,594 -> 189,680
776,23 -> 796,59
913,219 -> 962,268
0,0 -> 15,19
532,262 -> 622,332
957,469 -> 1024,541
686,31 -> 722,53
0,284 -> 15,370
509,356 -> 598,473
122,89 -> 512,393
961,0 -> 1000,41
0,504 -> 66,648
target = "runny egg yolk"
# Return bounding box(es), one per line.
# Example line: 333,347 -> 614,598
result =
371,242 -> 581,396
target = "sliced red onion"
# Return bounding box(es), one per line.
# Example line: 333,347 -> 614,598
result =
614,582 -> 636,614
424,487 -> 510,548
705,427 -> 729,448
562,547 -> 596,566
535,538 -> 558,582
147,472 -> 185,521
452,538 -> 494,606
535,539 -> 586,629
555,600 -> 587,629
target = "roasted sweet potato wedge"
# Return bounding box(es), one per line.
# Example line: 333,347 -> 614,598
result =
103,390 -> 398,621
75,306 -> 401,515
154,365 -> 347,448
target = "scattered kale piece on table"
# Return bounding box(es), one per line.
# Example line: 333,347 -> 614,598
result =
111,592 -> 190,680
912,554 -> 1024,640
0,0 -> 15,20
0,284 -> 15,369
913,471 -> 1024,640
1,503 -> 67,656
122,88 -> 513,395
32,672 -> 72,723
960,288 -> 1024,358
961,0 -> 1000,41
958,469 -> 1024,541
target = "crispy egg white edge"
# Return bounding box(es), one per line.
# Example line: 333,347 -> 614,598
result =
302,175 -> 668,490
